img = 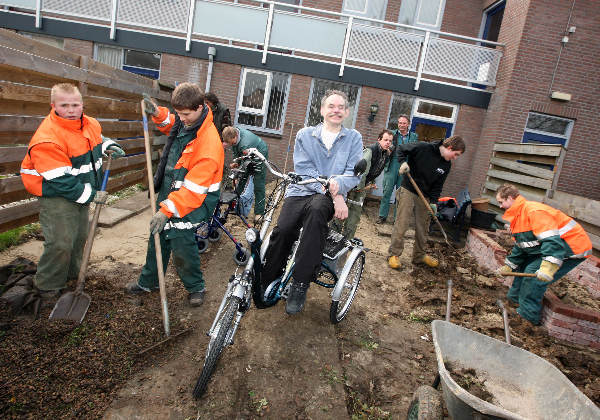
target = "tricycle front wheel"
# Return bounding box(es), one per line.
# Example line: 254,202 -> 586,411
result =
329,252 -> 364,324
406,385 -> 443,420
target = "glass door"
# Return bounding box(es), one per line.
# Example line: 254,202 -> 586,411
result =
411,117 -> 453,142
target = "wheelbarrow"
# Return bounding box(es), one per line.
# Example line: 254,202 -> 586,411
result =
407,280 -> 600,419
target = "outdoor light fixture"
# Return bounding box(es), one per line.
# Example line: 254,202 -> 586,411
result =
368,102 -> 379,122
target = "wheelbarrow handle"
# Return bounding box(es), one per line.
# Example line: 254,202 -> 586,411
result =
499,272 -> 538,278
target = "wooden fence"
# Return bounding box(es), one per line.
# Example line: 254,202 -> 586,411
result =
0,29 -> 173,233
481,142 -> 600,256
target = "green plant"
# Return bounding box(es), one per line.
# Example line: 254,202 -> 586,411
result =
67,325 -> 88,347
320,365 -> 344,385
0,223 -> 41,252
254,397 -> 268,414
349,391 -> 390,420
359,333 -> 379,351
407,310 -> 433,323
106,183 -> 144,205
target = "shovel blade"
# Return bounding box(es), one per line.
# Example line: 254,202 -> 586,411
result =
49,292 -> 91,323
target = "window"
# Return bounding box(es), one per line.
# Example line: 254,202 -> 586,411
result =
342,0 -> 387,24
522,113 -> 573,146
94,44 -> 161,79
398,0 -> 446,31
413,98 -> 456,122
386,93 -> 415,130
236,68 -> 291,133
306,79 -> 361,128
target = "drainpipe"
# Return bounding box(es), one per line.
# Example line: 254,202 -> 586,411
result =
205,46 -> 216,92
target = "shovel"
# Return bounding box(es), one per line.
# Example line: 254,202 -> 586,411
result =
405,171 -> 452,247
499,271 -> 537,277
49,154 -> 113,322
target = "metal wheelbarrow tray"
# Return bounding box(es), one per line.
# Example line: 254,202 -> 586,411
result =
431,320 -> 600,419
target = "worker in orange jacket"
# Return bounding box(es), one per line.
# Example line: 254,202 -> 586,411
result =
21,83 -> 125,296
125,83 -> 224,307
496,184 -> 592,325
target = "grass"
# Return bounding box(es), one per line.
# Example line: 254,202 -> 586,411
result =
407,310 -> 434,323
106,183 -> 145,205
359,332 -> 379,351
321,365 -> 344,385
349,391 -> 391,420
67,325 -> 88,347
0,223 -> 41,252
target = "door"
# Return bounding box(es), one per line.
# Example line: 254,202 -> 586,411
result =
411,117 -> 453,142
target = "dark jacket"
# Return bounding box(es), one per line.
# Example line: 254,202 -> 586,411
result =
211,103 -> 231,139
397,140 -> 450,203
365,143 -> 390,184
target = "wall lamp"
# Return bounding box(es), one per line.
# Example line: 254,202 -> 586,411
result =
368,102 -> 379,122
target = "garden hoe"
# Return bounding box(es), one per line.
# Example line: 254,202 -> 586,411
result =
49,153 -> 113,322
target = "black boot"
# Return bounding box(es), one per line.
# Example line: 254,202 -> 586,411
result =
285,281 -> 309,314
376,216 -> 386,224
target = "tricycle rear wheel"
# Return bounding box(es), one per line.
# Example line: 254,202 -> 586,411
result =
406,385 -> 443,420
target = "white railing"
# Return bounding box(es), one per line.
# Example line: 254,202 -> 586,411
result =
2,0 -> 504,90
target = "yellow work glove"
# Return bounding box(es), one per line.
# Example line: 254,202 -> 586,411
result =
536,260 -> 559,282
497,265 -> 512,276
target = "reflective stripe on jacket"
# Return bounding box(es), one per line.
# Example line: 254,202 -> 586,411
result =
20,111 -> 108,204
152,106 -> 224,224
502,195 -> 592,269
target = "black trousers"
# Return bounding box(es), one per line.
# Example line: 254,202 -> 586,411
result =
262,194 -> 334,286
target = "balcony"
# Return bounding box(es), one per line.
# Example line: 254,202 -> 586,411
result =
1,0 -> 504,91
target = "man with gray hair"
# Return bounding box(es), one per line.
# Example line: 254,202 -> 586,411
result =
261,90 -> 363,314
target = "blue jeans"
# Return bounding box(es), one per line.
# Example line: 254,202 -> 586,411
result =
238,176 -> 254,218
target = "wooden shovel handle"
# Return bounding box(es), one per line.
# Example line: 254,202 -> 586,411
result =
499,272 -> 537,277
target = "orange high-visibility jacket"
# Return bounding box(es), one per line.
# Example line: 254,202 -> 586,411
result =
152,106 -> 224,222
20,111 -> 113,204
503,195 -> 592,269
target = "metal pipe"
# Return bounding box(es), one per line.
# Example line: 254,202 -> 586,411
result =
262,2 -> 274,64
109,0 -> 118,40
548,0 -> 576,95
205,46 -> 216,91
445,279 -> 453,322
35,0 -> 42,28
414,31 -> 430,91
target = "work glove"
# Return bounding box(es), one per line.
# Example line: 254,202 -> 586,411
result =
399,162 -> 410,174
93,190 -> 108,205
149,211 -> 168,235
142,93 -> 158,117
101,135 -> 126,159
536,260 -> 560,282
430,203 -> 437,215
497,265 -> 513,276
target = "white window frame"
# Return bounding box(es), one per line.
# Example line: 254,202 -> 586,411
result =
412,98 -> 457,123
237,68 -> 273,116
398,0 -> 446,31
343,0 -> 368,14
93,44 -> 161,78
523,112 -> 573,146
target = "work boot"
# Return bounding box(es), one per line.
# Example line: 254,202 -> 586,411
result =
188,289 -> 206,307
419,255 -> 439,268
388,255 -> 401,269
285,282 -> 309,314
376,216 -> 386,224
124,281 -> 153,294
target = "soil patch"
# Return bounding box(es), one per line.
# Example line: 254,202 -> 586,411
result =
0,199 -> 598,419
445,363 -> 494,404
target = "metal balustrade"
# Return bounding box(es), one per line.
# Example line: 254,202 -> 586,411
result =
1,0 -> 504,90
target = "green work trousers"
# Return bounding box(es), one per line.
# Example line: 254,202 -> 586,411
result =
35,196 -> 89,291
332,189 -> 365,240
378,158 -> 404,220
388,187 -> 430,262
138,229 -> 205,293
236,162 -> 266,215
507,257 -> 584,325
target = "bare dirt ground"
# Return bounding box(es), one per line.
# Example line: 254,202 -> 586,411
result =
1,198 -> 599,419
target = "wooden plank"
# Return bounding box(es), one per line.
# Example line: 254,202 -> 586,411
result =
493,151 -> 557,166
0,200 -> 39,233
0,46 -> 169,102
493,142 -> 563,157
543,190 -> 600,227
106,170 -> 147,193
0,145 -> 27,174
0,176 -> 29,205
0,28 -> 80,66
490,157 -> 555,180
487,169 -> 552,190
483,180 -> 546,202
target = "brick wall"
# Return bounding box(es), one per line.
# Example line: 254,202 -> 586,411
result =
469,0 -> 600,200
63,38 -> 93,57
353,87 -> 392,147
441,0 -> 484,38
159,54 -> 205,86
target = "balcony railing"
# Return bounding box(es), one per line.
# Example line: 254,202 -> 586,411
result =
1,0 -> 504,90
